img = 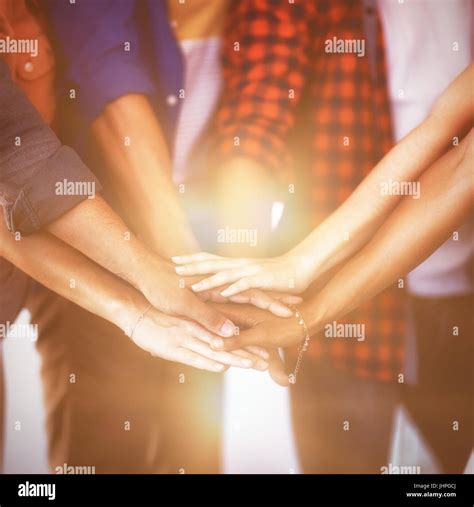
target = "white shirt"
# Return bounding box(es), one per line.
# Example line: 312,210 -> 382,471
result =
172,37 -> 222,184
378,0 -> 473,297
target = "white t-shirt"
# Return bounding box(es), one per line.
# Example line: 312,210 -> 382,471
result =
166,0 -> 229,183
378,0 -> 473,297
172,36 -> 222,184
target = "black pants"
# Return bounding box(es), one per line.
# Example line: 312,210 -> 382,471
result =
402,294 -> 473,473
290,360 -> 398,473
29,284 -> 222,474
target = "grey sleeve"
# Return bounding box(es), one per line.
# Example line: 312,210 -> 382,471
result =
0,59 -> 101,235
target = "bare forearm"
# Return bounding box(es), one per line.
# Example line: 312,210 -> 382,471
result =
0,223 -> 146,333
214,157 -> 275,256
46,194 -> 150,288
292,64 -> 473,281
91,94 -> 199,257
302,135 -> 473,333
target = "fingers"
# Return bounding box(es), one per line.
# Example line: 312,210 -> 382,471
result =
173,348 -> 230,373
182,293 -> 236,338
197,287 -> 294,318
197,289 -> 228,303
189,265 -> 259,292
268,349 -> 290,387
244,345 -> 270,361
184,336 -> 256,369
172,252 -> 222,264
232,348 -> 268,371
180,321 -> 267,370
219,277 -> 262,297
211,326 -> 267,352
228,289 -> 293,317
269,292 -> 303,305
175,258 -> 253,276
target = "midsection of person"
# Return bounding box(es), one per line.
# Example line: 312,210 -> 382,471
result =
167,0 -> 230,243
0,0 -> 56,327
378,0 -> 473,297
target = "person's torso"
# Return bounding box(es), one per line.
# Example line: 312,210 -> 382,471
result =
378,0 -> 473,297
0,0 -> 56,325
167,0 -> 230,184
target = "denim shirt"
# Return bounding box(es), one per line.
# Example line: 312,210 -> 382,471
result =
47,0 -> 184,149
0,59 -> 101,325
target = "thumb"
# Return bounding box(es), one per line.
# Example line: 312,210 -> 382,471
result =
184,293 -> 236,338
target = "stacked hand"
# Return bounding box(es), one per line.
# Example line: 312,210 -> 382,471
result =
172,252 -> 312,296
146,249 -> 313,385
124,250 -> 305,379
207,303 -> 308,386
130,308 -> 270,372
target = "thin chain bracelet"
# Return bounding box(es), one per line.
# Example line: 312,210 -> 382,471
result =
127,304 -> 152,340
287,304 -> 311,384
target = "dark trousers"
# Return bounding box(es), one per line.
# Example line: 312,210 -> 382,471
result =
289,360 -> 398,473
402,294 -> 473,473
27,284 -> 222,474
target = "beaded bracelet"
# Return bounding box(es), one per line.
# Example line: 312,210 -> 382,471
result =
287,304 -> 311,384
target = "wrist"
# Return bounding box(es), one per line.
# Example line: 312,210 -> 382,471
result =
299,297 -> 330,337
146,224 -> 200,259
126,240 -> 159,292
289,222 -> 343,286
106,288 -> 149,336
285,248 -> 320,290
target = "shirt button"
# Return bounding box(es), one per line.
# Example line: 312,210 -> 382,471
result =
166,94 -> 178,106
24,61 -> 34,72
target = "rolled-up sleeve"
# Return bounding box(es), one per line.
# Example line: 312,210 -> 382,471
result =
48,0 -> 156,125
0,60 -> 101,235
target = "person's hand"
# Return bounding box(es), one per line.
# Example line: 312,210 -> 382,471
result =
181,273 -> 303,317
213,311 -> 305,387
172,251 -> 314,297
209,303 -> 305,351
130,307 -> 269,372
208,303 -> 306,386
131,253 -> 239,338
128,255 -> 270,368
133,253 -> 301,327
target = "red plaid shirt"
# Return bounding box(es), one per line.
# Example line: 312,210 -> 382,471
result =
213,0 -> 406,382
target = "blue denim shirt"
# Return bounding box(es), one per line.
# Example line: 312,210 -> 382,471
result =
1,0 -> 184,325
0,60 -> 101,234
47,0 -> 184,149
0,59 -> 101,325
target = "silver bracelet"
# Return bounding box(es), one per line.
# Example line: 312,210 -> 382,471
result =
127,304 -> 152,340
